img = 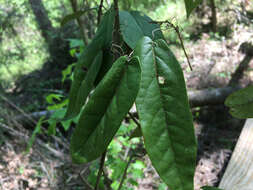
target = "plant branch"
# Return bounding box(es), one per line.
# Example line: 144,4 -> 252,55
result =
128,112 -> 141,128
69,0 -> 88,45
117,152 -> 134,190
97,0 -> 104,25
112,0 -> 121,60
102,168 -> 113,190
95,151 -> 107,190
79,172 -> 93,190
0,93 -> 37,125
150,20 -> 193,71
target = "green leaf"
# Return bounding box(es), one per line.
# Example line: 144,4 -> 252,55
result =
46,94 -> 63,104
158,183 -> 167,190
61,119 -> 72,131
119,11 -> 164,49
134,37 -> 197,190
64,51 -> 103,119
47,120 -> 56,135
95,6 -> 115,48
201,186 -> 224,190
47,99 -> 68,111
26,117 -> 45,152
48,109 -> 66,135
71,56 -> 141,164
62,63 -> 75,83
111,159 -> 127,180
225,85 -> 253,118
67,38 -> 84,49
94,49 -> 114,86
184,0 -> 203,17
65,7 -> 115,119
129,11 -> 164,40
132,160 -> 145,170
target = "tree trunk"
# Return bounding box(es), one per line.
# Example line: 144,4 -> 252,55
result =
28,0 -> 75,69
210,0 -> 217,33
28,0 -> 54,41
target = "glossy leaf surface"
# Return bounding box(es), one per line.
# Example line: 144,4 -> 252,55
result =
65,8 -> 115,119
119,11 -> 163,49
134,37 -> 196,190
65,51 -> 103,119
94,49 -> 114,86
225,85 -> 253,118
184,0 -> 203,17
71,56 -> 141,164
95,6 -> 115,48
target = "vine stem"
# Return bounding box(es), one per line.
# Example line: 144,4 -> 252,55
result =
117,152 -> 134,190
112,0 -> 121,60
150,20 -> 193,71
95,151 -> 107,190
69,0 -> 88,45
97,0 -> 104,24
128,112 -> 141,128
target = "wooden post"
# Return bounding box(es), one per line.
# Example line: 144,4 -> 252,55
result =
219,119 -> 253,190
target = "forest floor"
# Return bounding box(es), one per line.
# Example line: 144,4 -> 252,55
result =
0,7 -> 253,190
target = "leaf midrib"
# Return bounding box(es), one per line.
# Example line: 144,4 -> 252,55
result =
151,41 -> 184,188
76,64 -> 127,155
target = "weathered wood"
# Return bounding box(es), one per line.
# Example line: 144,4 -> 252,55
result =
219,119 -> 253,190
14,86 -> 243,125
188,86 -> 241,107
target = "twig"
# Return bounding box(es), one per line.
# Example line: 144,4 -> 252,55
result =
95,151 -> 107,190
79,172 -> 94,190
0,93 -> 37,125
102,168 -> 113,190
112,0 -> 121,61
0,94 -> 69,149
150,20 -> 193,71
97,0 -> 104,24
117,152 -> 134,190
69,0 -> 88,45
0,122 -> 67,160
128,112 -> 141,128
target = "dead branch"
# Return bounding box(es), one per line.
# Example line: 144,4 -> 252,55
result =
12,86 -> 243,125
188,86 -> 242,107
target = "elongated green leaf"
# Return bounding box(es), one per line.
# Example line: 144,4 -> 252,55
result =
64,8 -> 115,119
184,0 -> 203,17
129,11 -> 164,40
225,85 -> 253,118
201,186 -> 223,190
134,36 -> 197,190
119,11 -> 164,49
71,56 -> 141,164
65,51 -> 103,119
94,49 -> 114,86
95,7 -> 115,48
